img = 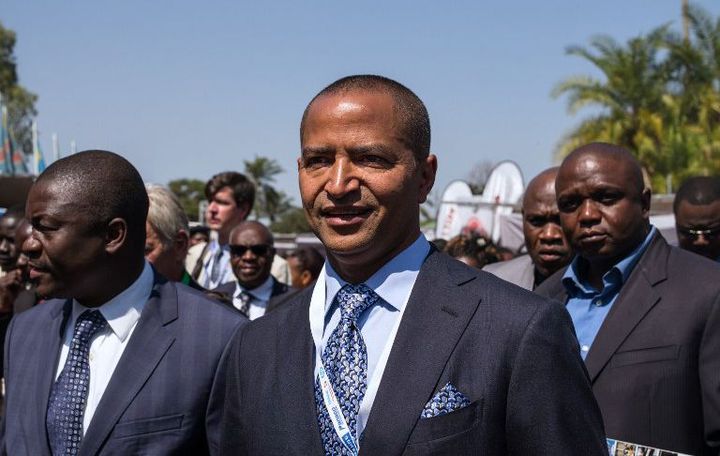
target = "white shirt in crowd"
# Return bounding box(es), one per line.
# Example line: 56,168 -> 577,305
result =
233,275 -> 274,320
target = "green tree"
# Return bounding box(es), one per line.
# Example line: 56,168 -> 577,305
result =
168,178 -> 206,221
270,207 -> 310,234
0,22 -> 37,156
243,155 -> 292,222
552,27 -> 670,165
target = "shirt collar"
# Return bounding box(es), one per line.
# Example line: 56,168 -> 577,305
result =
72,260 -> 154,342
563,226 -> 657,295
323,234 -> 430,315
234,275 -> 274,302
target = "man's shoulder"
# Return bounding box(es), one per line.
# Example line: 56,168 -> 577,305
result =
426,251 -> 559,316
10,297 -> 65,329
483,255 -> 532,274
158,280 -> 247,329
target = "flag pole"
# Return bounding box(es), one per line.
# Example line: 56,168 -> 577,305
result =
52,133 -> 60,162
32,120 -> 38,175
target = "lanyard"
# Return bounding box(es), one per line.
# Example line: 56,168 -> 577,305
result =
309,268 -> 412,453
317,362 -> 360,455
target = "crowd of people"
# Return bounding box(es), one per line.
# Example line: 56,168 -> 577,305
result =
0,74 -> 718,455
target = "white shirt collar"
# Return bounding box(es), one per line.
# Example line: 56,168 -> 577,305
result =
324,234 -> 430,315
234,275 -> 274,302
71,261 -> 154,342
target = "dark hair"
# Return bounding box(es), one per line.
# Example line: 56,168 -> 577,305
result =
674,176 -> 720,213
287,246 -> 324,279
205,171 -> 256,214
35,150 -> 148,252
189,225 -> 210,236
300,75 -> 431,160
443,233 -> 501,268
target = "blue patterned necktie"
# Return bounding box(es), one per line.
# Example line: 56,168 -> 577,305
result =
315,284 -> 379,455
47,310 -> 108,456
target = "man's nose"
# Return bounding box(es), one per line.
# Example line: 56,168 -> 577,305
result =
539,223 -> 564,243
578,200 -> 601,226
693,233 -> 710,246
0,238 -> 9,252
324,158 -> 359,199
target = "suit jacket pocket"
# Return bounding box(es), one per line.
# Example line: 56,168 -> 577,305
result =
610,345 -> 679,368
407,399 -> 483,445
112,413 -> 184,439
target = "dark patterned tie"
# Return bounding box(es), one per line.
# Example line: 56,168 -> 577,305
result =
46,310 -> 108,456
237,290 -> 253,316
209,248 -> 224,285
315,284 -> 379,455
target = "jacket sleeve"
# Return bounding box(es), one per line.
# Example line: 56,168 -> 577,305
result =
699,292 -> 720,451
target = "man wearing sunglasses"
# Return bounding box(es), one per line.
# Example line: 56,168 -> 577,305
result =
212,221 -> 296,319
674,176 -> 720,262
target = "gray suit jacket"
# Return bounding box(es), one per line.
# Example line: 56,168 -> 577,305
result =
482,255 -> 535,290
1,273 -> 247,456
212,249 -> 607,455
536,233 -> 720,455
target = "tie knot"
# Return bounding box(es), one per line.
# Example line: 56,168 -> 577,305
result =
336,284 -> 379,323
74,310 -> 107,343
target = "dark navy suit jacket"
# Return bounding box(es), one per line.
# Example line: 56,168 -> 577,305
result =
212,249 -> 608,455
1,273 -> 246,456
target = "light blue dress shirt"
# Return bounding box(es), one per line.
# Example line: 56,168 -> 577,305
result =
563,227 -> 657,360
315,234 -> 430,435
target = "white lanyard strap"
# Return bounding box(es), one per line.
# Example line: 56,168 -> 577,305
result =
317,363 -> 359,455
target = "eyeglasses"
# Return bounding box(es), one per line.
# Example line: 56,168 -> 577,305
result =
677,226 -> 720,240
229,244 -> 273,257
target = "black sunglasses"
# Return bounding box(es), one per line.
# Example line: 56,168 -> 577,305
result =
677,226 -> 720,240
229,244 -> 273,257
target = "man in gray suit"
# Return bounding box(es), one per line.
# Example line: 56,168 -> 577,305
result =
213,75 -> 607,455
484,167 -> 572,290
536,143 -> 720,454
1,150 -> 246,455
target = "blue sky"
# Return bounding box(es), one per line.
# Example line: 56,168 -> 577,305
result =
4,0 -> 720,206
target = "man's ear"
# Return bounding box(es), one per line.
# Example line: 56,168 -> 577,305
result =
173,230 -> 190,262
238,202 -> 252,221
300,270 -> 313,288
105,218 -> 128,254
641,187 -> 652,218
418,154 -> 438,204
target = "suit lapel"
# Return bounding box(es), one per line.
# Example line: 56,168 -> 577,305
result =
274,291 -> 324,453
79,279 -> 178,456
32,299 -> 71,455
266,278 -> 285,313
584,235 -> 668,382
360,252 -> 481,455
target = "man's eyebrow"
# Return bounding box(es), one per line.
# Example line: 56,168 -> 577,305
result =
301,146 -> 334,156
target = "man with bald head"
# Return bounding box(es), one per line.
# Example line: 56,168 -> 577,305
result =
214,75 -> 607,455
212,221 -> 295,319
674,176 -> 720,261
537,142 -> 720,454
1,150 -> 246,455
484,167 -> 572,290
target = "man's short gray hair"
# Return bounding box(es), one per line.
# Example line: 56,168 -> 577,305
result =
145,184 -> 189,246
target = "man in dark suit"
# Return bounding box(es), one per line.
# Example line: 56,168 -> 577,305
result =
212,75 -> 607,455
1,150 -> 246,455
673,176 -> 720,262
484,166 -> 573,290
536,143 -> 720,455
212,221 -> 295,318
